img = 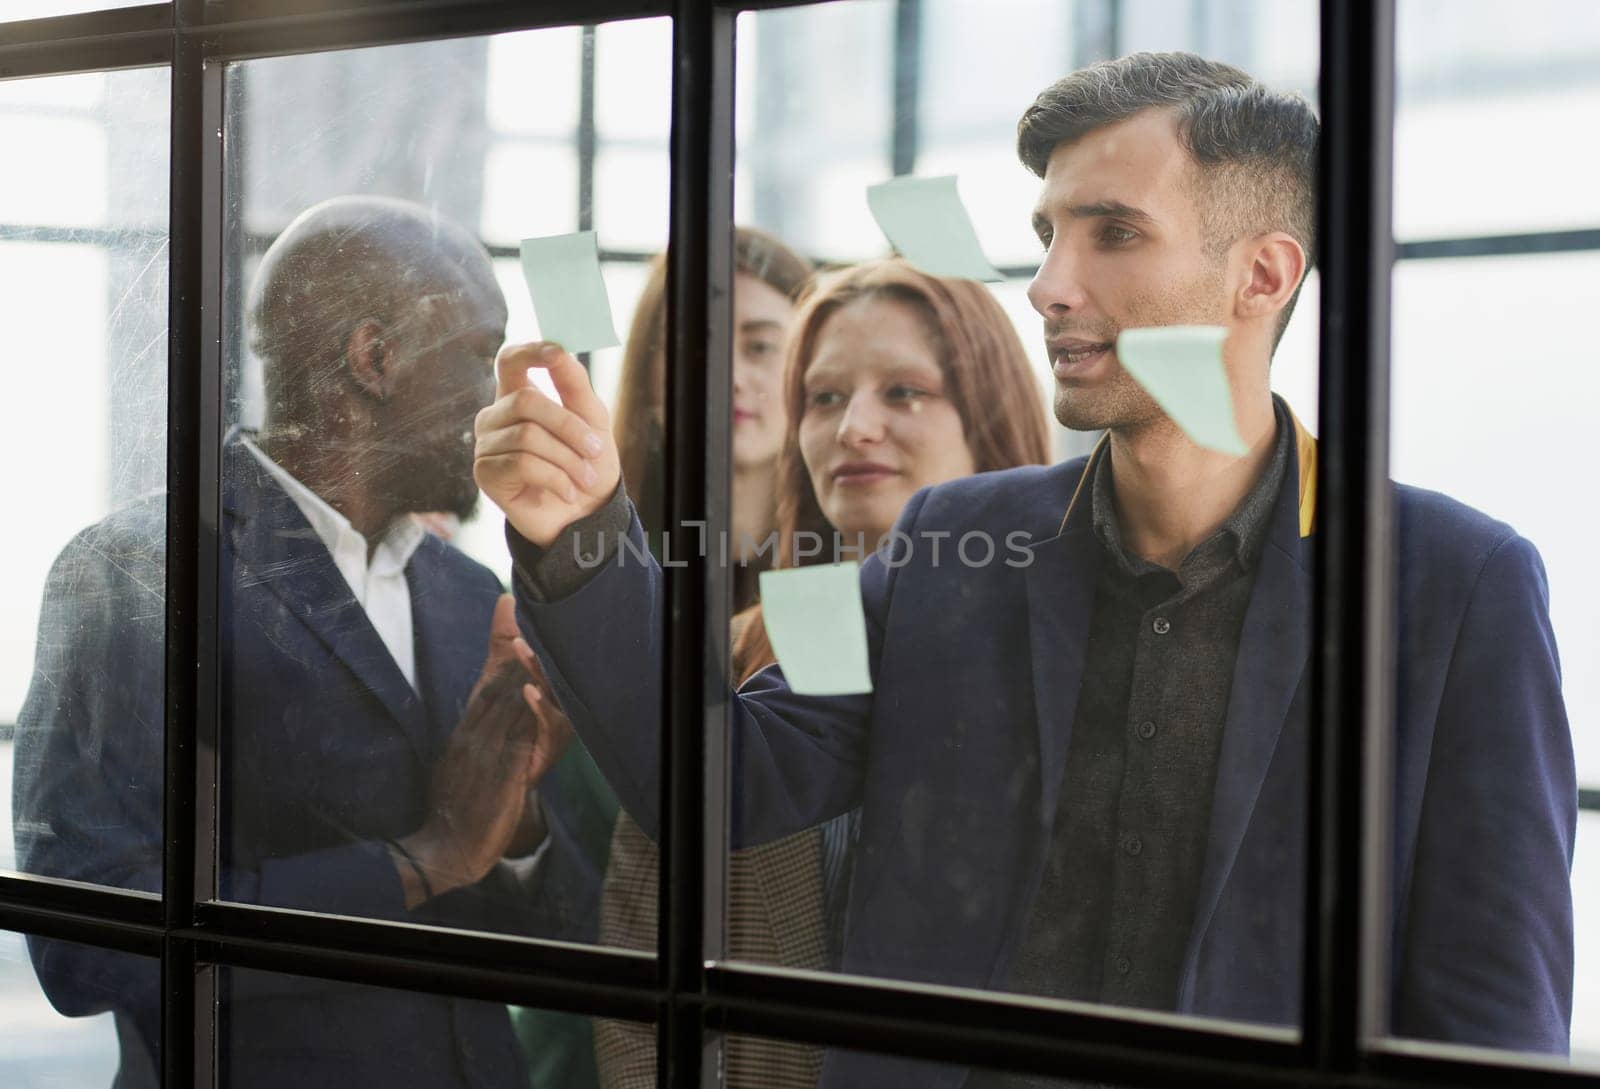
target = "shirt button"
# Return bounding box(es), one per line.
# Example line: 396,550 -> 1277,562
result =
1123,834 -> 1143,857
1152,617 -> 1171,635
1137,720 -> 1157,740
1114,956 -> 1132,975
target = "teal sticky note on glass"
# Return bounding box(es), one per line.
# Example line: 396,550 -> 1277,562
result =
1116,325 -> 1247,456
758,562 -> 874,697
866,175 -> 1003,283
518,231 -> 621,354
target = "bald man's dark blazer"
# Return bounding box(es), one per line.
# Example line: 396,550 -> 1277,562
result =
513,424 -> 1575,1089
14,436 -> 583,1089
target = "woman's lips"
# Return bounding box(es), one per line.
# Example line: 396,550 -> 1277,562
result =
833,466 -> 898,486
1051,342 -> 1114,380
733,408 -> 758,425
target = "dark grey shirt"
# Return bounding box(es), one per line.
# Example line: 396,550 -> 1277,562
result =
974,405 -> 1290,1089
1002,401 -> 1290,1018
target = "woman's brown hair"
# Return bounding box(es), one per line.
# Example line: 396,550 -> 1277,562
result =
611,227 -> 813,539
731,258 -> 1053,682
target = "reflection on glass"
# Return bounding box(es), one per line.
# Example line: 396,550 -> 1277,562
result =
212,21 -> 668,1088
0,928 -> 156,1088
222,966 -> 644,1089
212,19 -> 668,1081
3,66 -> 169,903
1388,252 -> 1593,1058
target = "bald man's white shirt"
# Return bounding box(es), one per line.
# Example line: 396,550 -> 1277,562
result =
241,435 -> 426,689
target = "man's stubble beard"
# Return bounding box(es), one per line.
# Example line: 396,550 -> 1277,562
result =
1052,264 -> 1229,434
1053,366 -> 1163,433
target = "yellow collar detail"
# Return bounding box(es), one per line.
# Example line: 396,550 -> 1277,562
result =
1058,409 -> 1319,540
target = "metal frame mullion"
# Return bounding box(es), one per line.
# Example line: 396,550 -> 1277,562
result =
0,4 -> 170,80
578,23 -> 598,232
659,0 -> 735,1084
1305,0 -> 1395,1073
193,0 -> 667,62
889,0 -> 920,177
164,20 -> 200,1089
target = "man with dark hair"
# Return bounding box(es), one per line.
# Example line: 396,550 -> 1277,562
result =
473,52 -> 1574,1087
15,196 -> 584,1089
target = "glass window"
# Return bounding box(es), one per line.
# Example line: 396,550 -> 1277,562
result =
221,966 -> 647,1089
732,1 -> 895,259
214,22 -> 669,973
673,0 -> 1320,1038
1394,0 -> 1600,240
1388,250 -> 1600,1059
1386,7 -> 1600,1065
0,928 -> 157,1086
1,66 -> 170,893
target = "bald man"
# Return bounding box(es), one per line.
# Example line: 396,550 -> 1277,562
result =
14,197 -> 582,1089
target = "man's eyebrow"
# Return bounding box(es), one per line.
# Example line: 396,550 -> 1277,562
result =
1066,200 -> 1154,223
1033,200 -> 1156,233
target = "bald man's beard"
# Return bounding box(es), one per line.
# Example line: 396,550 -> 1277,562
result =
391,424 -> 481,521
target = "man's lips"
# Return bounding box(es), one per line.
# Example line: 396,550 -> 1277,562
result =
1050,339 -> 1115,379
832,463 -> 898,485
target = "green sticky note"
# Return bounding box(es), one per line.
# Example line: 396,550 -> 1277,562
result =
758,563 -> 874,697
518,231 -> 621,354
1116,325 -> 1247,456
866,175 -> 1003,282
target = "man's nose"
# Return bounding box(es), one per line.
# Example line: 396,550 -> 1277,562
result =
1027,239 -> 1089,319
837,392 -> 886,446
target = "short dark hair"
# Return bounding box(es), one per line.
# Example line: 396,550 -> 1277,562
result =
1017,51 -> 1318,348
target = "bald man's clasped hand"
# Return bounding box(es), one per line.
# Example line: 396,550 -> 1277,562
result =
473,342 -> 622,548
393,594 -> 575,910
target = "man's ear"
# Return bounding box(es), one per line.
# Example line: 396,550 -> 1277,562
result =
1236,233 -> 1306,326
345,318 -> 392,400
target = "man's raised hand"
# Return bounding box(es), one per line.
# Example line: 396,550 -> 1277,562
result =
474,341 -> 621,548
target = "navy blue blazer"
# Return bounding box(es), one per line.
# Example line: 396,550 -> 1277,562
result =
14,438 -> 578,1089
516,428 -> 1575,1087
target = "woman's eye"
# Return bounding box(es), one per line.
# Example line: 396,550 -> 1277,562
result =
887,385 -> 930,403
743,338 -> 781,361
806,390 -> 841,409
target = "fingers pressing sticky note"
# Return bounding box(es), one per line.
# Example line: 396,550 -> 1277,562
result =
1115,325 -> 1247,456
866,175 -> 1003,283
518,231 -> 621,355
757,563 -> 874,697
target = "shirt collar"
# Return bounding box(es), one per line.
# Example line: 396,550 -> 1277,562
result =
240,434 -> 426,575
1090,395 -> 1292,580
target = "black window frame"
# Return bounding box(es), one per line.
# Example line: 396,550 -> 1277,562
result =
0,1 -> 1596,1087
